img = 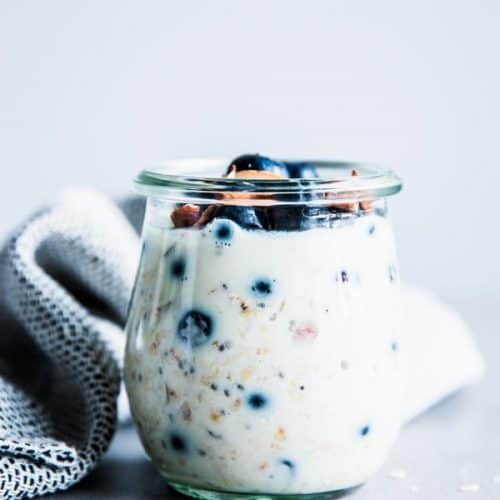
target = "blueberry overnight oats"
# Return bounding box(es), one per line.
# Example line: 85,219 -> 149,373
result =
125,155 -> 403,499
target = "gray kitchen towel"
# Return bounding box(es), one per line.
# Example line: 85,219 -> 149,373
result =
0,188 -> 484,499
0,189 -> 141,499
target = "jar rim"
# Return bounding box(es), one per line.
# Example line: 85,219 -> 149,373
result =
134,157 -> 402,201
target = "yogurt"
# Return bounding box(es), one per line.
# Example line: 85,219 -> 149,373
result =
125,209 -> 402,495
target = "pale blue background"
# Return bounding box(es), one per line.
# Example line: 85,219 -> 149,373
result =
1,0 -> 498,303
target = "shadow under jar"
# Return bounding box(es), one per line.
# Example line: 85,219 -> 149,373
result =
125,157 -> 403,500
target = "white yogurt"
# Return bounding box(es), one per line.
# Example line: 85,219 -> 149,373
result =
125,212 -> 402,494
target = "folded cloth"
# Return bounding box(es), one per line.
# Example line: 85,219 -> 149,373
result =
0,188 -> 484,499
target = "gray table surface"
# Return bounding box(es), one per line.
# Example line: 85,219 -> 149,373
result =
49,300 -> 499,500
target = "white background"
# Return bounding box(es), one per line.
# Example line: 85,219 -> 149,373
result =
0,0 -> 498,303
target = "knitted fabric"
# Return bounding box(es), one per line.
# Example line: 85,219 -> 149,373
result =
0,189 -> 142,499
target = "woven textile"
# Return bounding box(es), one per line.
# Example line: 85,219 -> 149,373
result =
0,189 -> 142,499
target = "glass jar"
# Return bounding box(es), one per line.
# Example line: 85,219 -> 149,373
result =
124,157 -> 403,499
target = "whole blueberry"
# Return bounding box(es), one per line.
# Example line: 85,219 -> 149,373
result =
360,425 -> 371,437
279,459 -> 295,473
284,161 -> 319,179
169,431 -> 188,453
177,310 -> 213,347
247,392 -> 269,410
251,279 -> 273,298
214,221 -> 233,241
213,207 -> 263,231
170,257 -> 186,279
226,154 -> 287,176
256,205 -> 304,231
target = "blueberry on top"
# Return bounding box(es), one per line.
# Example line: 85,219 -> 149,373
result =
284,161 -> 319,179
177,310 -> 213,347
255,205 -> 305,231
226,154 -> 287,176
213,206 -> 263,231
171,257 -> 186,279
247,392 -> 269,410
251,279 -> 273,298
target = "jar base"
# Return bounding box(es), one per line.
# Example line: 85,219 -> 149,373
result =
168,481 -> 362,500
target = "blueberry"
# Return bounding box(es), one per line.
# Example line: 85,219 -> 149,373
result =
279,459 -> 295,472
391,341 -> 398,352
368,224 -> 376,236
284,161 -> 319,179
171,257 -> 186,279
360,425 -> 371,437
226,154 -> 287,176
214,221 -> 233,241
169,431 -> 188,452
247,392 -> 269,410
213,207 -> 263,231
255,206 -> 304,231
177,310 -> 213,347
251,279 -> 273,298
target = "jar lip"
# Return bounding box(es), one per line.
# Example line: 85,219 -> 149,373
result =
135,157 -> 402,200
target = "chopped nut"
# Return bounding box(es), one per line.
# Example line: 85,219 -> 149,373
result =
240,368 -> 252,381
328,201 -> 359,213
148,332 -> 161,353
353,168 -> 374,212
194,205 -> 218,228
180,401 -> 192,422
165,384 -> 176,403
275,427 -> 286,441
171,204 -> 201,228
233,169 -> 284,180
294,321 -> 319,341
326,168 -> 374,213
210,412 -> 221,423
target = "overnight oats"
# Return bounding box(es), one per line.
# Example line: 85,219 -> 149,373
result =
124,155 -> 403,499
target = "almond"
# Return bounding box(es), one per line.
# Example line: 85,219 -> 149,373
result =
193,205 -> 218,228
233,169 -> 284,180
171,204 -> 201,228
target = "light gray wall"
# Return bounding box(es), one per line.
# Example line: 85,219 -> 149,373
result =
1,0 -> 498,302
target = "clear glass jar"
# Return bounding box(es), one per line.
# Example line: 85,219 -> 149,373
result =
124,158 -> 403,499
